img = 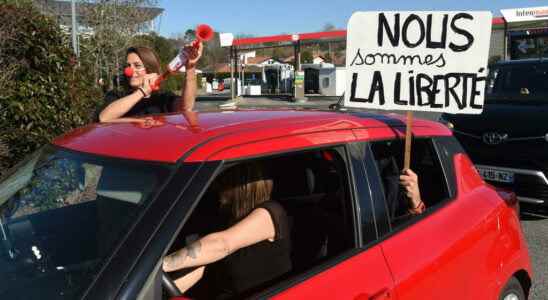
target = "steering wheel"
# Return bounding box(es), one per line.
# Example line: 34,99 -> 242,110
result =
162,270 -> 183,297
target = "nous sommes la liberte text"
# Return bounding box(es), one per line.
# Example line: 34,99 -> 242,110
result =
349,13 -> 487,110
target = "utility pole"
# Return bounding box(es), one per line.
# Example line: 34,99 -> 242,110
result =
71,0 -> 79,57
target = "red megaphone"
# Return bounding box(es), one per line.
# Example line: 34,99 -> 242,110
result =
193,24 -> 214,46
151,24 -> 214,91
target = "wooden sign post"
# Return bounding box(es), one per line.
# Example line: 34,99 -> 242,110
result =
403,111 -> 413,171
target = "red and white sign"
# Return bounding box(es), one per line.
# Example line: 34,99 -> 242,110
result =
501,6 -> 548,23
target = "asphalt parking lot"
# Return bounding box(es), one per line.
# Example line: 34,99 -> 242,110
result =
196,95 -> 548,299
521,207 -> 548,300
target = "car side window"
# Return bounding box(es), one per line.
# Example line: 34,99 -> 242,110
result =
485,67 -> 500,95
165,147 -> 358,299
500,65 -> 548,96
369,138 -> 451,230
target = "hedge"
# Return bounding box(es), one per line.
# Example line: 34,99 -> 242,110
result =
0,2 -> 102,172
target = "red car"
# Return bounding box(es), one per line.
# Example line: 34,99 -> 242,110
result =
0,109 -> 532,300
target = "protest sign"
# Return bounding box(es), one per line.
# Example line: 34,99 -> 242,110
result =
344,11 -> 492,114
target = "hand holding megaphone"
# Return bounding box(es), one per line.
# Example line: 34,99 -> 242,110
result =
151,24 -> 213,91
123,24 -> 213,93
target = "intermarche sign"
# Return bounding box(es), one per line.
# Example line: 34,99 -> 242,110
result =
344,11 -> 492,114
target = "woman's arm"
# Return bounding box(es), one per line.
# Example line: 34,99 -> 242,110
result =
176,42 -> 203,112
400,168 -> 426,214
179,68 -> 197,111
173,266 -> 205,293
98,91 -> 144,122
163,207 -> 275,272
99,73 -> 157,122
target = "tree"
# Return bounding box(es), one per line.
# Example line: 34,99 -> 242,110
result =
0,6 -> 18,97
171,29 -> 230,76
0,2 -> 102,171
322,23 -> 337,32
301,50 -> 313,64
131,32 -> 177,66
79,0 -> 160,91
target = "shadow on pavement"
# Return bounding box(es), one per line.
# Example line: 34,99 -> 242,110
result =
520,204 -> 548,220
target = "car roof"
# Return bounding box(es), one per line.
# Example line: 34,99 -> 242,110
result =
53,109 -> 451,163
493,58 -> 548,66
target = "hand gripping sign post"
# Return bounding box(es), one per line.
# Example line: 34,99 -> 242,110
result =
344,11 -> 492,170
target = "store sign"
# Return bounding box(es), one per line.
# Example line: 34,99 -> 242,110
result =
345,11 -> 492,114
501,6 -> 548,23
295,72 -> 304,86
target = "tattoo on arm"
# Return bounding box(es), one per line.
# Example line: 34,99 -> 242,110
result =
187,241 -> 201,259
164,241 -> 202,271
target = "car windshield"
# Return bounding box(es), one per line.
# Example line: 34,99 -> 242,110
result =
0,146 -> 173,299
487,64 -> 548,101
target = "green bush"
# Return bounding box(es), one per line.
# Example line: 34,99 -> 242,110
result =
0,2 -> 102,172
161,73 -> 203,94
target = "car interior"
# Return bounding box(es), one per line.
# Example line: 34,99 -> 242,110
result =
370,138 -> 450,228
166,147 -> 355,299
0,158 -> 164,299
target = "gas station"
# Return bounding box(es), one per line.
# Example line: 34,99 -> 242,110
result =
494,6 -> 548,60
220,30 -> 346,101
219,6 -> 548,102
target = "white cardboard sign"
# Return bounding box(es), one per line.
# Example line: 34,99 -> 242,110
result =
344,11 -> 492,114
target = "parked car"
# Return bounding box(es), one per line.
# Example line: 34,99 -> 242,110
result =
440,59 -> 548,210
0,109 -> 532,299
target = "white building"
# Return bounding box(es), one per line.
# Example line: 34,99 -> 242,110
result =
244,56 -> 295,95
302,58 -> 345,97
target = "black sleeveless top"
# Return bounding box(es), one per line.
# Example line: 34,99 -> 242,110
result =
98,90 -> 177,120
211,201 -> 292,299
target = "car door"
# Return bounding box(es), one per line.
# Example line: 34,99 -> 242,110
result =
271,245 -> 394,300
365,137 -> 502,300
269,143 -> 395,300
127,138 -> 396,300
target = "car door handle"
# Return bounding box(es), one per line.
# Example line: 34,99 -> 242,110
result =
355,288 -> 391,300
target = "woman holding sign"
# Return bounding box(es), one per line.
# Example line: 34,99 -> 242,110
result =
401,169 -> 426,214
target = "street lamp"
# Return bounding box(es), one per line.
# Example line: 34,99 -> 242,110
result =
71,0 -> 79,57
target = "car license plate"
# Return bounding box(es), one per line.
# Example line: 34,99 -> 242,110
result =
476,166 -> 514,183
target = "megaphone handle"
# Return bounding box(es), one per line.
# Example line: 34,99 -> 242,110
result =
191,39 -> 201,48
151,72 -> 168,91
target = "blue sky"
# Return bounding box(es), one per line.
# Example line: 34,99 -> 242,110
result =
157,0 -> 545,38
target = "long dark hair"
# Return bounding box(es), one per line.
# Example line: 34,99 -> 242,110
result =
117,46 -> 162,94
215,162 -> 273,221
126,46 -> 161,74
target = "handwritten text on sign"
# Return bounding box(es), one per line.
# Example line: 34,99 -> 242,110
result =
344,12 -> 492,114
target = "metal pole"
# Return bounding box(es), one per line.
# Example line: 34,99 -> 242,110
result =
296,41 -> 301,71
293,42 -> 298,97
277,67 -> 280,94
230,47 -> 235,100
71,0 -> 79,57
242,66 -> 246,95
233,48 -> 239,99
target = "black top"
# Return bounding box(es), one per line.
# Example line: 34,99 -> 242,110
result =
377,156 -> 413,226
211,201 -> 292,299
99,90 -> 178,119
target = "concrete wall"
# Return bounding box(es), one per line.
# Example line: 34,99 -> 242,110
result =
490,28 -> 506,60
335,68 -> 346,96
318,67 -> 346,96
